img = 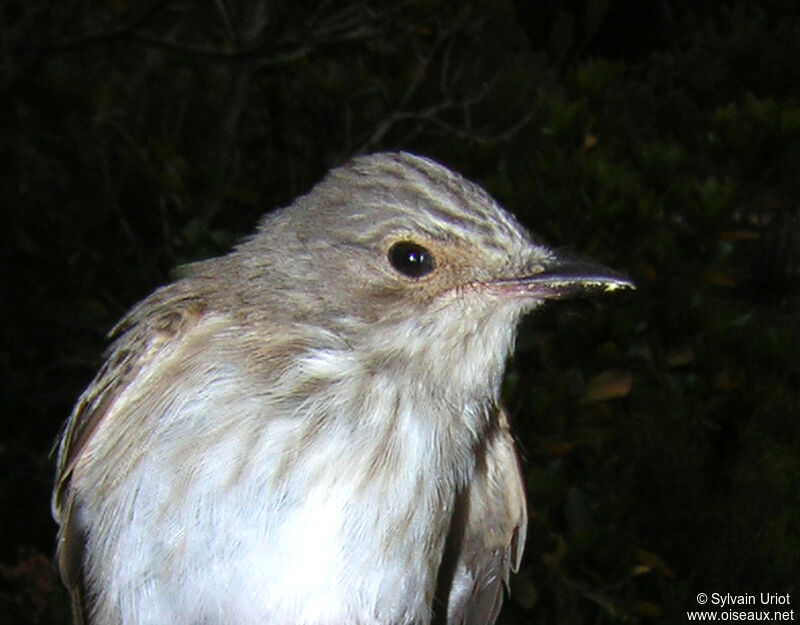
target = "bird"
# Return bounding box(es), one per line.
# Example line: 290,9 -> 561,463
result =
52,151 -> 633,625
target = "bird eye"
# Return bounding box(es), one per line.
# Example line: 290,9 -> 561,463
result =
388,241 -> 436,278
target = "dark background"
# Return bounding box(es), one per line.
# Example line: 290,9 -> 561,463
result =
2,1 -> 799,623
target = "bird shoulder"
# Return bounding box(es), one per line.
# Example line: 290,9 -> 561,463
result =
52,280 -> 209,602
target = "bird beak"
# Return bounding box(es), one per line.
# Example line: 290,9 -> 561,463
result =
491,253 -> 635,300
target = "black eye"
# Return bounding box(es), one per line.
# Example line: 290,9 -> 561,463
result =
388,241 -> 436,278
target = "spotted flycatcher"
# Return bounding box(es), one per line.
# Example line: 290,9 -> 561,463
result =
53,152 -> 632,625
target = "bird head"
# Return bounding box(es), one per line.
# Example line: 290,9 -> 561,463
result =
217,152 -> 633,398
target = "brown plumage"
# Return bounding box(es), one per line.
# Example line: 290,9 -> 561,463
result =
53,152 -> 632,625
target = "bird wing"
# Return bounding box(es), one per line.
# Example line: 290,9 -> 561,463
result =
439,408 -> 528,625
51,283 -> 207,624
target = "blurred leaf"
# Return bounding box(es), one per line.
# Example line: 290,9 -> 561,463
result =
665,346 -> 695,367
581,369 -> 633,402
632,600 -> 663,618
720,229 -> 759,241
634,548 -> 675,578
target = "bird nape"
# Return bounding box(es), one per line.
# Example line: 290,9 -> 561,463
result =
53,152 -> 633,625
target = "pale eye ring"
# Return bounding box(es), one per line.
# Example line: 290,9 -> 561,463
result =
387,241 -> 436,278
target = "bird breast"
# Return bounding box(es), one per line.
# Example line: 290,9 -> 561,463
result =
74,313 -> 496,624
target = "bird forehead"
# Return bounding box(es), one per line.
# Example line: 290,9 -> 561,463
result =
333,153 -> 531,254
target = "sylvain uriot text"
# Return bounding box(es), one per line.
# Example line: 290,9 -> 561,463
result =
712,594 -> 791,608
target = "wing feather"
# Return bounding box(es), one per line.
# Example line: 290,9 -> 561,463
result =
51,283 -> 207,623
438,408 -> 527,625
